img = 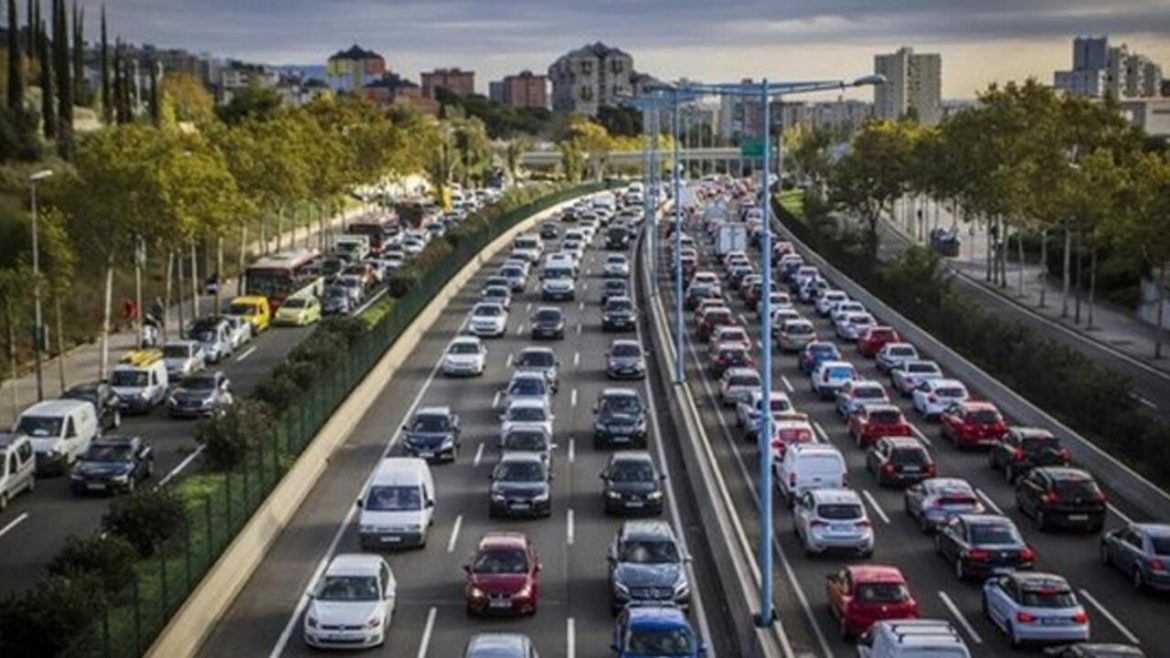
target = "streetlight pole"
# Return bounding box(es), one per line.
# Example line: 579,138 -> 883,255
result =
671,90 -> 685,384
29,169 -> 54,402
757,80 -> 776,625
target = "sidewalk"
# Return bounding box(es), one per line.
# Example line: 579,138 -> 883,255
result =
885,198 -> 1170,375
1,205 -> 365,426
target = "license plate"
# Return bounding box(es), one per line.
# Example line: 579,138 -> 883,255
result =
903,466 -> 921,473
830,523 -> 853,533
991,566 -> 1014,575
1068,514 -> 1088,521
489,599 -> 511,609
382,536 -> 401,543
626,500 -> 644,508
511,502 -> 531,510
87,483 -> 106,491
1041,617 -> 1065,625
418,451 -> 434,458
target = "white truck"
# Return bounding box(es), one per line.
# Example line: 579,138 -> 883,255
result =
715,223 -> 748,257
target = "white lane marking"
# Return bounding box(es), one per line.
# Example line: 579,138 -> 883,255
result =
446,515 -> 463,553
1079,588 -> 1141,645
0,512 -> 29,539
781,375 -> 794,393
576,323 -> 582,336
1133,394 -> 1158,410
492,390 -> 502,409
158,444 -> 206,487
813,421 -> 830,443
416,606 -> 437,658
505,353 -> 513,368
566,508 -> 575,545
909,423 -> 932,446
515,323 -> 524,336
1107,502 -> 1134,525
473,443 -> 485,468
975,488 -> 1004,515
567,617 -> 576,658
938,591 -> 983,645
573,351 -> 581,368
235,346 -> 258,362
570,388 -> 578,408
862,489 -> 891,524
738,313 -> 748,325
568,438 -> 575,464
578,301 -> 585,311
525,302 -> 532,313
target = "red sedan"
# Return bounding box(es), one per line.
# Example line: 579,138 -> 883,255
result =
848,404 -> 913,449
464,532 -> 541,616
698,309 -> 738,341
857,326 -> 902,358
939,401 -> 1007,449
826,565 -> 918,638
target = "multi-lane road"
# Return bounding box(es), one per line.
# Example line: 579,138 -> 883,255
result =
661,184 -> 1167,656
199,213 -> 733,657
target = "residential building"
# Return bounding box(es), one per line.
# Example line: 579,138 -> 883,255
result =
1054,69 -> 1108,97
361,72 -> 419,105
1073,36 -> 1110,72
421,68 -> 476,99
278,78 -> 333,107
717,80 -> 763,142
489,80 -> 506,103
1118,97 -> 1170,137
498,70 -> 549,109
217,61 -> 280,104
325,45 -> 387,93
548,42 -> 638,116
873,46 -> 943,125
1055,36 -> 1164,99
779,99 -> 874,134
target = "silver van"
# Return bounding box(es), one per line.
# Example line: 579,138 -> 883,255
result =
0,433 -> 36,510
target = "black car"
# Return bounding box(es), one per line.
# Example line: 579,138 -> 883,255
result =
606,339 -> 647,380
489,453 -> 552,518
601,279 -> 630,305
593,389 -> 648,449
606,226 -> 631,250
529,307 -> 565,340
601,452 -> 665,515
62,381 -> 121,430
70,436 -> 153,495
539,222 -> 559,239
988,427 -> 1071,483
602,296 -> 637,332
866,437 -> 935,487
1015,467 -> 1106,532
608,520 -> 689,613
935,513 -> 1034,581
1043,644 -> 1145,658
167,371 -> 234,418
402,406 -> 461,462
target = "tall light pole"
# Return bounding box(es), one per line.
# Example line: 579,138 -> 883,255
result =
29,169 -> 54,401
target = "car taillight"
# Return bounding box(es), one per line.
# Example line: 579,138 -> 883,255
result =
856,519 -> 871,528
882,463 -> 895,475
809,520 -> 826,528
1042,491 -> 1059,504
925,463 -> 937,476
1072,612 -> 1089,624
1016,612 -> 1035,623
1094,492 -> 1108,503
1149,558 -> 1166,572
823,372 -> 830,382
1018,547 -> 1035,562
1058,448 -> 1072,461
966,549 -> 990,561
1011,448 -> 1024,461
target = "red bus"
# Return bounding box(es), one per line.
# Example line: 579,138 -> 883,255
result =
346,214 -> 400,256
242,248 -> 325,309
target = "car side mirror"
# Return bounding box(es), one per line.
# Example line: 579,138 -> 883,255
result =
425,499 -> 435,509
462,564 -> 470,573
356,498 -> 364,508
599,472 -> 607,480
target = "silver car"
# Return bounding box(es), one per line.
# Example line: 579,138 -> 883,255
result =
982,572 -> 1089,647
890,360 -> 944,396
875,342 -> 919,374
463,634 -> 538,658
513,347 -> 559,392
793,488 -> 874,557
718,367 -> 761,407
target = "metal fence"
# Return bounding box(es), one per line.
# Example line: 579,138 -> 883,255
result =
64,182 -> 605,658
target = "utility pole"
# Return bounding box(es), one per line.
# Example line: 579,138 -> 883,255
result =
29,169 -> 54,401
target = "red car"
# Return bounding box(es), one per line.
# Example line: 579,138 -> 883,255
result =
711,343 -> 753,378
939,401 -> 1007,449
857,326 -> 902,358
698,309 -> 738,341
848,404 -> 913,449
464,532 -> 541,616
826,565 -> 919,638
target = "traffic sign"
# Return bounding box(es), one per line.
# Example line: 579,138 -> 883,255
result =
740,139 -> 763,158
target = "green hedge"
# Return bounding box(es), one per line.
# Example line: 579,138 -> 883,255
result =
775,197 -> 1170,492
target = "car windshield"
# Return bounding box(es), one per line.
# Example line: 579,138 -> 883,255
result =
610,460 -> 655,482
163,345 -> 192,358
508,407 -> 547,422
449,342 -> 480,355
484,288 -> 507,298
226,303 -> 257,315
891,448 -> 930,466
316,575 -> 379,602
854,387 -> 885,399
818,504 -> 863,520
602,396 -> 642,415
1019,588 -> 1077,608
282,298 -> 308,308
1053,478 -> 1102,500
620,539 -> 680,563
517,352 -> 554,368
509,379 -> 545,396
937,387 -> 966,398
180,377 -> 217,391
607,301 -> 633,313
606,281 -> 627,292
365,486 -> 421,511
410,414 -> 451,432
15,416 -> 63,437
889,346 -> 916,357
495,461 -> 545,482
908,363 -> 938,374
870,410 -> 902,424
472,549 -> 528,574
811,345 -> 837,356
535,310 -> 561,322
64,386 -> 98,402
474,305 -> 502,317
613,344 -> 641,358
325,288 -> 348,300
856,583 -> 910,603
625,627 -> 693,655
111,370 -> 149,387
828,367 -> 853,379
1150,536 -> 1170,555
970,522 -> 1021,545
1021,436 -> 1060,451
82,443 -> 135,462
788,323 -> 814,334
504,432 -> 548,451
729,375 -> 759,387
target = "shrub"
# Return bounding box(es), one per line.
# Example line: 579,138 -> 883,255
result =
102,487 -> 188,557
196,400 -> 272,470
0,574 -> 104,656
318,316 -> 367,347
386,269 -> 421,298
252,369 -> 301,411
47,534 -> 138,592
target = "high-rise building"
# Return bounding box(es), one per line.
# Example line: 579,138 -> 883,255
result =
779,99 -> 874,134
325,45 -> 387,92
1056,37 -> 1164,99
873,47 -> 943,125
421,68 -> 476,99
1073,37 -> 1110,72
718,79 -> 764,142
548,42 -> 638,116
489,81 -> 506,103
497,70 -> 549,109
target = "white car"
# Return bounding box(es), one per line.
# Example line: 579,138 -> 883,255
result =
499,398 -> 555,442
540,267 -> 576,301
303,554 -> 397,650
443,336 -> 486,377
161,340 -> 205,381
718,367 -> 761,407
830,301 -> 866,325
982,572 -> 1090,646
912,379 -> 970,419
709,325 -> 751,353
603,255 -> 630,278
689,271 -> 719,290
480,285 -> 512,311
810,360 -> 857,400
402,237 -> 425,256
835,379 -> 890,418
735,390 -> 795,437
814,290 -> 849,317
793,488 -> 874,557
468,302 -> 508,338
891,360 -> 944,396
876,342 -> 920,373
835,312 -> 876,341
223,316 -> 253,350
775,443 -> 848,506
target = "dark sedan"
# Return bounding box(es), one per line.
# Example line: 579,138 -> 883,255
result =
70,436 -> 153,495
1015,467 -> 1107,532
529,307 -> 565,340
593,389 -> 648,449
988,427 -> 1071,483
935,514 -> 1034,581
602,297 -> 637,332
402,406 -> 461,462
601,451 -> 665,515
489,453 -> 552,518
62,381 -> 121,430
606,340 -> 647,380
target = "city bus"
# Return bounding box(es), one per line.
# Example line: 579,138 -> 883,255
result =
242,248 -> 325,310
346,213 -> 401,256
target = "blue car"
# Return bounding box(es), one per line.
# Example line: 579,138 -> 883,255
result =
798,341 -> 840,375
612,604 -> 706,657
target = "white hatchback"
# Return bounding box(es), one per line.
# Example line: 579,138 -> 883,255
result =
303,554 -> 397,650
443,336 -> 486,377
912,379 -> 970,419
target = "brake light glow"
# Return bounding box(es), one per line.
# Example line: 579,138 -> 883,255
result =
882,463 -> 895,475
1042,491 -> 1059,504
1011,448 -> 1024,461
966,549 -> 990,561
1019,547 -> 1035,562
856,519 -> 872,528
1149,558 -> 1166,572
1072,612 -> 1089,624
1016,612 -> 1035,623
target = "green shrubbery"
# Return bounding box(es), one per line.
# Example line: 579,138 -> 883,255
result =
102,488 -> 188,557
196,400 -> 274,470
48,535 -> 139,593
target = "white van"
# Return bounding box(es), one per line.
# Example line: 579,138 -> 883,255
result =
0,433 -> 36,509
858,619 -> 970,658
13,399 -> 99,476
110,350 -> 170,413
334,235 -> 371,262
359,458 -> 436,550
775,443 -> 847,507
511,234 -> 543,263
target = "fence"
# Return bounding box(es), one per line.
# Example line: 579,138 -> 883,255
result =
63,182 -> 606,658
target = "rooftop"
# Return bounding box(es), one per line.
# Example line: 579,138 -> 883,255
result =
329,44 -> 383,62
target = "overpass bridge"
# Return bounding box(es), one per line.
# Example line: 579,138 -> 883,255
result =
521,147 -> 763,176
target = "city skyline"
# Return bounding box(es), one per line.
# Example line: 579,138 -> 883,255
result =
91,0 -> 1170,100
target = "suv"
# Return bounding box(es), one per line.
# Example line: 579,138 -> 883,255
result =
608,521 -> 690,613
593,389 -> 648,449
793,488 -> 874,557
857,619 -> 970,658
402,407 -> 461,462
988,427 -> 1070,482
529,306 -> 565,340
867,437 -> 935,487
1015,467 -> 1106,532
513,347 -> 559,392
810,361 -> 857,400
601,451 -> 665,515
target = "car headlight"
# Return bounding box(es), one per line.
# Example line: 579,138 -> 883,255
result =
70,472 -> 84,480
613,581 -> 630,595
360,524 -> 376,534
607,490 -> 622,499
47,448 -> 61,458
112,474 -> 130,483
306,616 -> 318,629
673,579 -> 690,596
139,391 -> 152,400
406,523 -> 422,532
492,493 -> 506,502
647,490 -> 663,500
515,583 -> 532,598
366,616 -> 382,629
594,422 -> 606,432
533,491 -> 550,502
469,586 -> 486,599
441,436 -> 455,448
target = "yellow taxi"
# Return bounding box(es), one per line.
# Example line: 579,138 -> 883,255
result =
272,296 -> 322,327
225,296 -> 271,333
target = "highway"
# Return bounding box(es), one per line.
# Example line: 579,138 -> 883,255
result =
199,216 -> 733,657
657,183 -> 1168,656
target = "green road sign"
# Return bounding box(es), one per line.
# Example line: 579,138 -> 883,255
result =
740,139 -> 763,158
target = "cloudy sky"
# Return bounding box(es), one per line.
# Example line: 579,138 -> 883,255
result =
99,0 -> 1170,100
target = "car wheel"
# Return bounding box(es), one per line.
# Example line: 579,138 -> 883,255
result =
26,477 -> 35,493
1008,623 -> 1022,649
954,557 -> 965,581
1099,543 -> 1111,566
1133,566 -> 1146,592
145,461 -> 154,479
981,592 -> 990,618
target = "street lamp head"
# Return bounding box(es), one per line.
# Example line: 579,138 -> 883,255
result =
851,74 -> 887,87
29,169 -> 54,182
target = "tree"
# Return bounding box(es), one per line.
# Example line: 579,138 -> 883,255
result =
99,4 -> 109,123
596,104 -> 641,137
162,72 -> 213,125
70,0 -> 83,106
558,141 -> 584,182
505,134 -> 532,184
37,15 -> 51,138
147,59 -> 159,126
52,0 -> 72,158
829,120 -> 916,257
215,83 -> 282,125
39,207 -> 74,391
564,115 -> 614,181
7,0 -> 23,113
451,116 -> 491,188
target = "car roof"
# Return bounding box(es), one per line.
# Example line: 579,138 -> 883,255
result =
1035,466 -> 1094,481
1132,522 -> 1170,537
451,336 -> 482,345
19,399 -> 92,416
810,488 -> 862,504
611,338 -> 641,347
611,450 -> 654,464
928,378 -> 965,388
601,387 -> 639,398
620,519 -> 675,541
884,436 -> 927,450
466,633 -> 531,655
958,400 -> 997,411
847,564 -> 906,583
478,532 -> 529,551
725,367 -> 759,379
416,406 -> 452,416
507,398 -> 548,409
862,403 -> 901,415
92,435 -> 141,448
923,478 -> 974,492
1008,571 -> 1070,589
326,553 -> 383,577
957,513 -> 1012,525
519,346 -> 555,356
626,604 -> 690,627
498,451 -> 544,464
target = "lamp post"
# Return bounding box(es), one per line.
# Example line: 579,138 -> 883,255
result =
29,169 -> 54,401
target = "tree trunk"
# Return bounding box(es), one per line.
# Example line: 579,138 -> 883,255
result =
134,258 -> 142,348
1074,231 -> 1083,324
164,251 -> 173,342
1156,263 -> 1166,359
259,217 -> 268,256
190,241 -> 200,320
985,216 -> 993,282
1017,224 -> 1026,296
215,234 -> 224,313
1038,229 -> 1048,308
999,218 -> 1008,288
175,249 -> 185,335
1061,229 -> 1072,318
237,223 -> 248,297
6,299 -> 18,418
1087,247 -> 1097,330
275,207 -> 283,252
54,293 -> 66,393
99,264 -> 113,381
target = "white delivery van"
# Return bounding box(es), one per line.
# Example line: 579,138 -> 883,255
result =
0,433 -> 36,509
13,399 -> 99,476
110,349 -> 170,413
334,235 -> 371,262
359,458 -> 436,550
775,443 -> 847,507
857,619 -> 971,658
